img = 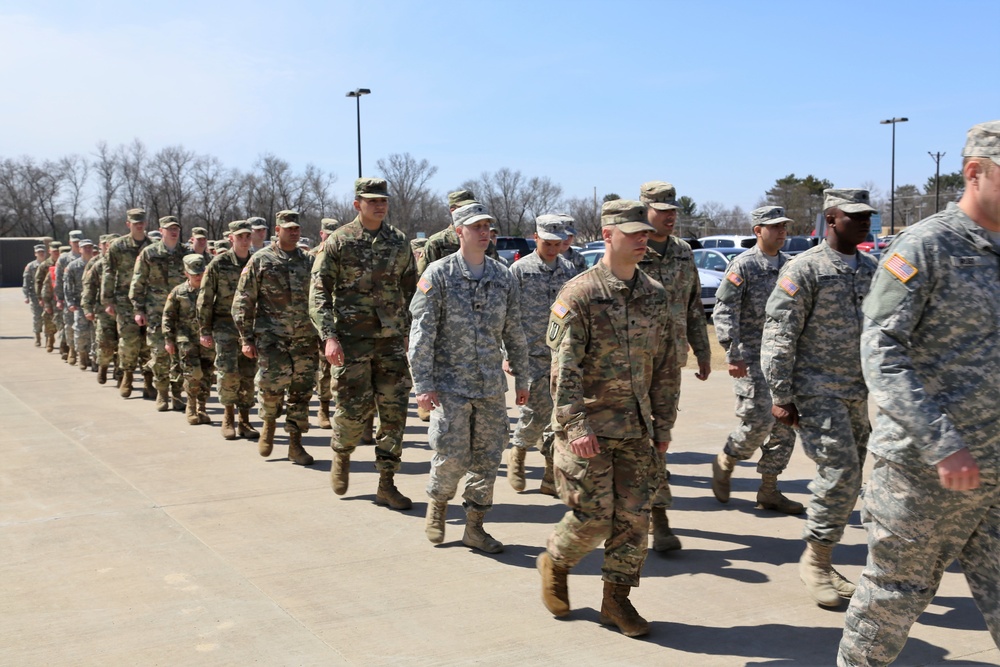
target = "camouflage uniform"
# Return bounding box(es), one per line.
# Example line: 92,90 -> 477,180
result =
22,257 -> 43,338
34,253 -> 58,343
545,261 -> 678,585
761,240 -> 876,545
129,239 -> 187,396
64,253 -> 93,363
164,278 -> 215,402
54,244 -> 81,354
102,234 -> 151,371
409,251 -> 530,510
561,246 -> 589,274
82,254 -> 118,369
308,239 -> 335,408
839,200 -> 1000,665
417,225 -> 499,275
309,215 -> 415,471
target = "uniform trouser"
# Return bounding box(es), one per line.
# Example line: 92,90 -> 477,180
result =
72,310 -> 93,358
256,335 -> 317,432
330,336 -> 411,472
214,330 -> 255,409
41,308 -> 57,336
29,300 -> 42,334
838,457 -> 1000,666
426,392 -> 508,512
116,309 -> 150,371
316,351 -> 334,402
94,312 -> 118,366
547,433 -> 661,587
177,341 -> 216,398
61,307 -> 73,349
145,328 -> 175,392
797,395 -> 870,545
511,362 -> 554,459
724,372 -> 796,475
651,366 -> 684,509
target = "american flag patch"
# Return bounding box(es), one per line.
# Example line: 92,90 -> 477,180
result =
779,275 -> 799,297
727,272 -> 743,286
417,276 -> 433,294
551,300 -> 570,318
884,253 -> 917,283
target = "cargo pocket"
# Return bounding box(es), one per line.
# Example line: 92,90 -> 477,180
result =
554,440 -> 590,508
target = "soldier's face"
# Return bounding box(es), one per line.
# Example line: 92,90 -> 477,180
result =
127,220 -> 146,236
756,222 -> 787,255
535,236 -> 564,263
829,210 -> 871,248
646,207 -> 677,237
972,159 -> 1000,229
355,197 -> 389,223
188,272 -> 204,288
251,228 -> 267,245
276,225 -> 300,249
231,232 -> 252,253
162,226 -> 181,242
191,237 -> 208,253
606,226 -> 650,264
49,250 -> 59,261
81,246 -> 95,260
35,250 -> 46,260
457,219 -> 492,252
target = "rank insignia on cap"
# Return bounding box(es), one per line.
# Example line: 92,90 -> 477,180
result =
417,276 -> 432,294
778,275 -> 799,297
727,272 -> 743,287
884,253 -> 917,283
551,300 -> 570,319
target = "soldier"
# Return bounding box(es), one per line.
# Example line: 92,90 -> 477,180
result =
838,121 -> 1000,665
188,227 -> 212,263
248,217 -> 268,252
506,214 -> 577,495
233,210 -> 315,466
103,208 -> 152,398
22,244 -> 46,347
55,230 -> 83,363
537,200 -> 677,638
83,234 -> 120,384
638,180 -> 712,553
559,219 -> 589,274
310,218 -> 340,430
310,178 -> 415,507
64,239 -> 97,371
410,202 -> 530,552
130,215 -> 188,412
710,206 -> 803,514
35,241 -> 61,352
761,188 -> 878,608
198,221 -> 259,440
164,254 -> 215,426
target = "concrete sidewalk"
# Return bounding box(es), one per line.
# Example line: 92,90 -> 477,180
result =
0,286 -> 996,666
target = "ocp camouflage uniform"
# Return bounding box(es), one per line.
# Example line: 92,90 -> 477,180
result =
713,244 -> 795,474
416,225 -> 498,275
129,241 -> 187,396
198,250 -> 255,410
54,247 -> 80,354
545,262 -> 678,586
82,255 -> 118,369
34,256 -> 58,342
64,254 -> 93,364
839,202 -> 1000,665
761,241 -> 876,546
22,259 -> 42,338
234,244 -> 316,431
409,251 -> 530,510
308,243 -> 334,407
309,215 -> 415,471
102,234 -> 151,371
164,281 -> 215,401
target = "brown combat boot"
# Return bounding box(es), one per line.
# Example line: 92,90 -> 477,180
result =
330,452 -> 351,495
237,408 -> 259,439
221,405 -> 237,440
98,365 -> 108,385
799,541 -> 847,607
46,333 -> 54,352
425,499 -> 447,544
155,388 -> 170,412
258,420 -> 276,457
599,582 -> 649,637
197,398 -> 211,424
60,340 -> 69,360
78,351 -> 90,371
34,332 -> 41,347
142,371 -> 155,399
462,509 -> 503,553
287,430 -> 314,466
711,452 -> 737,503
119,370 -> 133,398
318,400 -> 331,429
67,345 -> 76,366
539,455 -> 557,496
756,474 -> 804,514
375,470 -> 412,510
650,507 -> 681,552
507,447 -> 527,492
171,383 -> 185,412
185,393 -> 200,425
536,551 -> 570,617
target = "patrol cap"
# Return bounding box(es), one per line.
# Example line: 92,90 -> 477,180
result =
320,218 -> 340,233
355,177 -> 390,199
191,226 -> 208,238
216,240 -> 231,252
126,208 -> 147,223
452,202 -> 494,227
68,230 -> 83,241
275,210 -> 300,228
104,233 -> 120,243
48,241 -> 61,250
447,189 -> 476,208
79,238 -> 95,247
963,120 -> 1000,166
640,181 -> 679,211
158,215 -> 181,228
247,217 -> 268,230
751,205 -> 793,227
182,253 -> 206,275
535,214 -> 569,241
34,244 -> 45,252
557,214 -> 577,236
823,188 -> 877,214
148,230 -> 163,241
59,245 -> 70,253
228,220 -> 252,235
601,200 -> 656,233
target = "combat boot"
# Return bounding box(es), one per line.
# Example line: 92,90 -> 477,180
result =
237,408 -> 259,439
155,388 -> 170,412
171,383 -> 185,412
711,451 -> 737,503
60,340 -> 69,360
425,499 -> 447,544
599,582 -> 649,638
318,400 -> 331,429
536,551 -> 570,617
507,447 -> 526,492
650,507 -> 682,552
197,398 -> 211,424
799,541 -> 844,607
46,333 -> 54,352
78,351 -> 90,371
287,430 -> 314,466
119,370 -> 133,398
462,509 -> 503,553
539,456 -> 557,496
185,393 -> 199,425
221,405 -> 237,440
258,419 -> 276,457
97,365 -> 108,385
756,474 -> 804,514
330,452 -> 351,495
67,345 -> 76,366
142,371 -> 155,399
34,332 -> 41,347
375,470 -> 412,510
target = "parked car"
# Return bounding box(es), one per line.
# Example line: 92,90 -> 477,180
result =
782,236 -> 818,256
693,247 -> 747,272
582,240 -> 605,250
495,236 -> 533,265
857,233 -> 889,255
581,248 -> 604,268
699,235 -> 756,249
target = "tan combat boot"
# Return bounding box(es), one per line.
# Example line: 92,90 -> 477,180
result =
197,398 -> 211,424
142,371 -> 155,399
507,447 -> 526,492
34,332 -> 41,347
318,400 -> 331,429
237,408 -> 259,439
171,383 -> 185,412
155,388 -> 170,412
330,452 -> 351,495
119,370 -> 133,398
462,509 -> 503,553
98,365 -> 108,385
46,333 -> 54,352
425,499 -> 447,544
258,420 -> 276,457
539,455 -> 557,496
756,474 -> 804,514
711,451 -> 737,503
536,551 -> 570,617
650,507 -> 681,552
78,350 -> 90,371
799,541 -> 845,607
376,470 -> 412,510
221,405 -> 237,440
287,430 -> 314,466
185,393 -> 200,425
67,344 -> 76,366
599,582 -> 649,637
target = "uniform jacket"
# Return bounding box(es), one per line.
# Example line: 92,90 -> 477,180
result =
102,235 -> 150,310
233,243 -> 313,347
129,241 -> 187,330
197,249 -> 250,338
509,251 -> 577,377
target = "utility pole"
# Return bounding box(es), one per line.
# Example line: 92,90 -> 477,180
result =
928,151 -> 945,213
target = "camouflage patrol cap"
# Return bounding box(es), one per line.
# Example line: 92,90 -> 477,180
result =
275,210 -> 300,228
963,120 -> 1000,166
640,181 -> 679,211
215,240 -> 231,252
34,244 -> 45,252
355,177 -> 390,199
59,245 -> 70,253
79,238 -> 95,247
182,253 -> 206,275
535,214 -> 569,241
447,189 -> 476,208
158,215 -> 180,228
751,205 -> 793,227
823,188 -> 877,214
191,227 -> 208,238
601,200 -> 655,233
557,214 -> 577,236
452,202 -> 494,226
104,233 -> 120,242
68,230 -> 83,241
126,208 -> 147,223
321,218 -> 340,233
247,217 -> 267,230
228,220 -> 252,235
48,241 -> 61,250
148,230 -> 162,241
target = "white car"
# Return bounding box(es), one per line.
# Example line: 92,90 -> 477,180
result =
699,235 -> 757,249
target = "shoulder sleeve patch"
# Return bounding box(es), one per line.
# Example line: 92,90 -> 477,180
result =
551,299 -> 570,319
417,276 -> 433,294
240,264 -> 251,276
778,275 -> 799,297
884,253 -> 918,283
726,272 -> 743,286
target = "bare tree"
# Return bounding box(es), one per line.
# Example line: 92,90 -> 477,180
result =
376,152 -> 438,235
462,168 -> 563,236
93,141 -> 121,233
0,157 -> 41,236
118,139 -> 148,212
562,195 -> 600,242
190,156 -> 246,238
59,154 -> 90,228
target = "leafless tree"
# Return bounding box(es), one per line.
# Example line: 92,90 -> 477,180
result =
60,154 -> 90,228
562,195 -> 600,242
376,152 -> 438,235
92,141 -> 121,233
117,139 -> 148,212
462,168 -> 563,236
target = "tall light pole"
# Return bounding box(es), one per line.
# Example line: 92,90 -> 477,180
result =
928,151 -> 946,213
346,88 -> 371,178
880,117 -> 908,234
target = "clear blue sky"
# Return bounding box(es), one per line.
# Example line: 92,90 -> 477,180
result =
2,0 -> 997,213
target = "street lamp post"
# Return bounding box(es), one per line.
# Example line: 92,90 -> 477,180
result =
880,117 -> 908,234
346,88 -> 371,178
928,151 -> 946,213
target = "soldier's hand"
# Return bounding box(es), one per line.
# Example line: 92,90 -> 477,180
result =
69,305 -> 77,312
242,343 -> 257,359
515,388 -> 529,405
655,441 -> 670,453
24,298 -> 28,304
772,403 -> 799,427
936,448 -> 980,491
502,359 -> 513,376
164,342 -> 176,355
105,304 -> 116,316
416,391 -> 439,411
728,361 -> 748,378
45,307 -> 52,314
85,313 -> 95,322
696,359 -> 711,381
134,312 -> 147,326
57,300 -> 64,310
200,335 -> 214,349
569,434 -> 600,459
324,337 -> 344,366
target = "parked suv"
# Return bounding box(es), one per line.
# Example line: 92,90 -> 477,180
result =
495,236 -> 533,265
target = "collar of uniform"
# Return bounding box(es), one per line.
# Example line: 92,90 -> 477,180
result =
943,202 -> 1000,254
594,259 -> 632,292
454,252 -> 501,282
748,243 -> 785,269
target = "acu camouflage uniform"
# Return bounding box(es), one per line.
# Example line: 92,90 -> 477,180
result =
102,234 -> 151,371
562,246 -> 589,274
22,258 -> 43,336
54,246 -> 81,352
164,279 -> 215,401
129,240 -> 187,394
64,254 -> 93,362
761,241 -> 877,546
839,202 -> 1000,665
546,262 -> 678,586
416,225 -> 499,275
81,254 -> 118,368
